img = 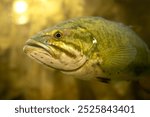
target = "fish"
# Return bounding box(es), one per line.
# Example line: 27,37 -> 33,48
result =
23,17 -> 150,83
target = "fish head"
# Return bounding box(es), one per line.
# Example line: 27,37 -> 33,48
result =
23,20 -> 97,71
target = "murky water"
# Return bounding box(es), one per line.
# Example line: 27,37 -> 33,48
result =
0,0 -> 150,99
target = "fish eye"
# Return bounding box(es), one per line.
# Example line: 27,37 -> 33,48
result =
54,31 -> 63,39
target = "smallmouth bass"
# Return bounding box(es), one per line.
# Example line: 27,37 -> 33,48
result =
23,17 -> 150,83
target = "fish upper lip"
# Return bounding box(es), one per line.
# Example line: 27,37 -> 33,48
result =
25,39 -> 45,47
24,39 -> 52,55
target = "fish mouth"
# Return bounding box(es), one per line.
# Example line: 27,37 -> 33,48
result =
23,39 -> 77,59
23,39 -> 56,68
23,39 -> 51,55
23,39 -> 87,72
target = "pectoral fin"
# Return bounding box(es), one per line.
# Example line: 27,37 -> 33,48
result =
101,45 -> 137,72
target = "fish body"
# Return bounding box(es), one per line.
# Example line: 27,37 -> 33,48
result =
23,17 -> 150,82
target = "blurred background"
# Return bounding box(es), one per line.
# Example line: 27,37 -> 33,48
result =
0,0 -> 150,100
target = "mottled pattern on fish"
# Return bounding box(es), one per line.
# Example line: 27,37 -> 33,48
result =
23,17 -> 150,82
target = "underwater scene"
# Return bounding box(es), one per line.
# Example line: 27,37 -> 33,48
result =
0,0 -> 150,99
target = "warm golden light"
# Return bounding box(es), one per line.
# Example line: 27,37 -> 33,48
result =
12,0 -> 29,25
13,0 -> 28,14
17,15 -> 29,25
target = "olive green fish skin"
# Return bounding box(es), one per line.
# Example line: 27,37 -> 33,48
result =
23,17 -> 150,81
